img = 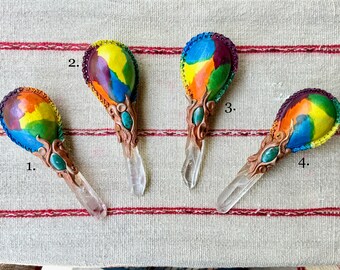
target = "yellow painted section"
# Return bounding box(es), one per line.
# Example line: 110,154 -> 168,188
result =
279,99 -> 335,141
97,43 -> 127,84
310,102 -> 335,140
19,102 -> 55,128
183,59 -> 210,86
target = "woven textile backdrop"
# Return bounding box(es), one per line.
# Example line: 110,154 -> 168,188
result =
0,0 -> 339,267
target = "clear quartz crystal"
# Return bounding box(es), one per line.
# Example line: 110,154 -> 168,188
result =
216,163 -> 264,213
181,138 -> 205,189
64,171 -> 107,219
123,145 -> 146,196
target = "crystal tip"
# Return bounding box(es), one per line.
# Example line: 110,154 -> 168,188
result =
89,203 -> 107,219
132,183 -> 145,197
181,140 -> 204,190
216,201 -> 232,214
181,171 -> 197,189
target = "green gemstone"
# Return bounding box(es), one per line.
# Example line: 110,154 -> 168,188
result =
49,153 -> 66,171
192,106 -> 204,125
121,111 -> 133,130
261,146 -> 279,163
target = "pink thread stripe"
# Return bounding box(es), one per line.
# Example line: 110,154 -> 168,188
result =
1,42 -> 340,54
0,207 -> 339,219
1,128 -> 340,137
61,128 -> 271,137
0,128 -> 339,137
0,128 -> 269,137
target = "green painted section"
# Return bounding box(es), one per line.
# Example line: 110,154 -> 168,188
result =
207,63 -> 231,101
122,51 -> 136,91
308,94 -> 336,119
25,120 -> 58,143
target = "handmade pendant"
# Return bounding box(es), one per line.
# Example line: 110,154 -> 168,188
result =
82,40 -> 146,196
180,32 -> 238,188
0,87 -> 107,219
217,88 -> 340,213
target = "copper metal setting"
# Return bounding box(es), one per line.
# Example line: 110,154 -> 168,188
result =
33,136 -> 80,185
246,121 -> 293,177
186,92 -> 216,149
108,95 -> 138,158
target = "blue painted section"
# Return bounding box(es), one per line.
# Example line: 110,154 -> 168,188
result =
287,114 -> 314,151
109,69 -> 130,103
5,129 -> 42,152
184,38 -> 215,64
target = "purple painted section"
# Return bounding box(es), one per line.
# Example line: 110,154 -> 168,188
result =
211,34 -> 231,68
3,94 -> 23,130
88,49 -> 111,95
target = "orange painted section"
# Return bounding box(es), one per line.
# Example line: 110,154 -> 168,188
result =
278,99 -> 311,133
92,81 -> 116,106
188,58 -> 214,101
17,91 -> 45,113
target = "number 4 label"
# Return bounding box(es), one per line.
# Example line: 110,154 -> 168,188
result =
298,158 -> 309,168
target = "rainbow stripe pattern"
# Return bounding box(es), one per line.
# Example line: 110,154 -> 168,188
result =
180,32 -> 238,102
0,87 -> 63,152
274,88 -> 340,153
83,40 -> 138,107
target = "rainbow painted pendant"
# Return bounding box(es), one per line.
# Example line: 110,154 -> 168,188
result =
0,87 -> 107,219
180,32 -> 238,188
82,40 -> 146,196
217,88 -> 340,213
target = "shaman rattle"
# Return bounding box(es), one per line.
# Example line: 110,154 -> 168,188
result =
180,32 -> 238,189
0,87 -> 107,218
82,40 -> 146,196
217,88 -> 340,213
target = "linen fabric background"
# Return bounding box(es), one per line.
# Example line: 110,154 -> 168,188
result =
0,0 -> 339,267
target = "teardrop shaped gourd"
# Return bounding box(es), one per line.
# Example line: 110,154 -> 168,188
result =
0,87 -> 63,152
180,32 -> 238,103
272,88 -> 340,153
0,87 -> 107,219
82,40 -> 146,196
82,40 -> 138,107
246,88 -> 340,178
180,32 -> 238,189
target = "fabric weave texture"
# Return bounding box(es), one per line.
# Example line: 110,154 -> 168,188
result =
0,0 -> 339,267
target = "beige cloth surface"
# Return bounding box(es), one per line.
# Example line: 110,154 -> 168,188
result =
0,0 -> 339,267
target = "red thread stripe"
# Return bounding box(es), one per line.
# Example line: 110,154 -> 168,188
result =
0,207 -> 339,219
1,128 -> 339,137
1,42 -> 340,54
0,128 -> 269,137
